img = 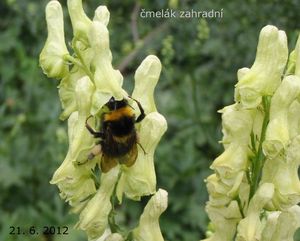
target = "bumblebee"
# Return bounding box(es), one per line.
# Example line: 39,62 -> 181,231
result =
85,96 -> 145,173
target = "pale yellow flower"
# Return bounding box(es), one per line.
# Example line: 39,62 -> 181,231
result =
236,183 -> 274,241
260,211 -> 281,241
132,55 -> 163,113
50,111 -> 97,213
208,104 -> 254,205
51,77 -> 97,212
218,103 -> 254,147
116,56 -> 167,202
262,135 -> 300,210
116,112 -> 167,202
235,25 -> 288,108
39,1 -> 69,79
267,205 -> 300,241
88,20 -> 127,114
263,75 -> 300,157
75,167 -> 120,240
202,201 -> 242,241
206,174 -> 237,206
133,189 -> 168,241
67,0 -> 92,44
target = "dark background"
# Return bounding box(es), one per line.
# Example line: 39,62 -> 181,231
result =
1,0 -> 300,240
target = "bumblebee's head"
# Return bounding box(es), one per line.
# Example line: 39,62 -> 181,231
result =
106,97 -> 128,111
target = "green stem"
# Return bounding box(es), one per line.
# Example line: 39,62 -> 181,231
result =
63,41 -> 94,82
236,196 -> 245,218
65,54 -> 94,81
285,62 -> 295,76
108,170 -> 124,234
72,40 -> 94,82
248,96 -> 270,201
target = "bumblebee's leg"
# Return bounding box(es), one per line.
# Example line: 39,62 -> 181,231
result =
128,96 -> 145,123
86,116 -> 104,138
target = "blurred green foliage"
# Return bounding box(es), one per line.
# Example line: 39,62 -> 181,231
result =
1,0 -> 300,241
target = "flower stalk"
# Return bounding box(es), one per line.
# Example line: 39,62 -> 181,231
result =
39,1 -> 168,240
203,25 -> 300,241
248,95 -> 270,201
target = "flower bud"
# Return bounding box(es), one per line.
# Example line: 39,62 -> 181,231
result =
39,1 -> 69,79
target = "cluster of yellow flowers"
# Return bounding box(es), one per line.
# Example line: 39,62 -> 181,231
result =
39,1 -> 167,240
204,25 -> 300,241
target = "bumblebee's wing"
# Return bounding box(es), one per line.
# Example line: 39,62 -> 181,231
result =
118,143 -> 138,167
101,155 -> 118,173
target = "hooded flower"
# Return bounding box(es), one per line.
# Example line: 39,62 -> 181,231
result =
235,25 -> 288,109
263,75 -> 300,157
262,135 -> 300,210
88,20 -> 127,114
202,201 -> 242,241
116,56 -> 167,202
263,205 -> 300,241
219,104 -> 255,146
260,211 -> 281,241
116,112 -> 167,202
132,189 -> 168,241
39,1 -> 69,79
207,104 -> 254,206
206,173 -> 243,207
50,76 -> 97,213
131,55 -> 163,113
75,167 -> 120,240
67,0 -> 92,45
